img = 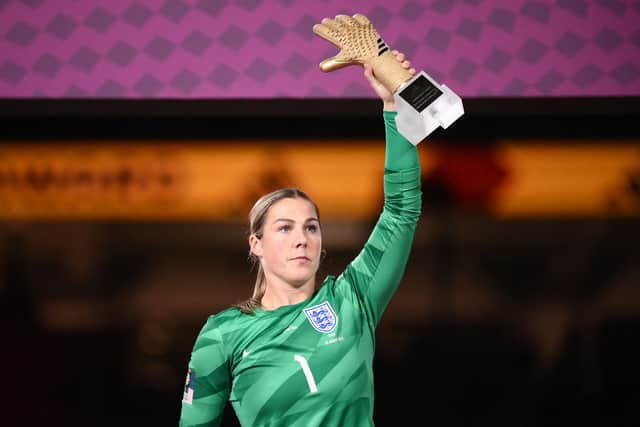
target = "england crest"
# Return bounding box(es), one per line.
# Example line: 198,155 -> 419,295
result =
304,301 -> 338,333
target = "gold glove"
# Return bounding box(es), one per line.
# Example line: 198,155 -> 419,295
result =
313,13 -> 414,93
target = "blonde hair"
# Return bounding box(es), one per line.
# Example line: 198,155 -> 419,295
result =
236,188 -> 320,314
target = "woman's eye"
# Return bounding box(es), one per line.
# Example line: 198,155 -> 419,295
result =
306,225 -> 318,233
278,225 -> 290,232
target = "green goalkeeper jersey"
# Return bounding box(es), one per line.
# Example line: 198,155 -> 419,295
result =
180,111 -> 422,427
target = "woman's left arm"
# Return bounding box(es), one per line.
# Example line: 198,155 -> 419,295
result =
340,110 -> 421,325
334,51 -> 421,326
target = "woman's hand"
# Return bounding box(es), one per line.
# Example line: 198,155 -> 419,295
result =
363,50 -> 416,111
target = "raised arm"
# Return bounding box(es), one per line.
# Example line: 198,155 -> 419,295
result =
335,52 -> 422,326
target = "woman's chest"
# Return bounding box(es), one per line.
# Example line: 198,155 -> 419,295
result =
228,298 -> 374,418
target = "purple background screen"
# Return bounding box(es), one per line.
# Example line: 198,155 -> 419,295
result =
1,0 -> 639,99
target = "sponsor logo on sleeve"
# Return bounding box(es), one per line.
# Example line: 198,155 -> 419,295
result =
182,368 -> 195,404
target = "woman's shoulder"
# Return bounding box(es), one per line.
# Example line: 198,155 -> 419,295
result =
199,306 -> 261,334
198,306 -> 241,331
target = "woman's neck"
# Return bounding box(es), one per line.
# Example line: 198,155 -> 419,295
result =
260,279 -> 315,311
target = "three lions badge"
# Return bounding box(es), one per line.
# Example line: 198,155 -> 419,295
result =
304,301 -> 338,333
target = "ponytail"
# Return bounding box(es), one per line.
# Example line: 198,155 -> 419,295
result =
236,261 -> 266,314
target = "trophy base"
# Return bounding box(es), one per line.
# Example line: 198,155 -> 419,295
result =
393,71 -> 464,145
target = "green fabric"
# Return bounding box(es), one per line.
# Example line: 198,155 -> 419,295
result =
179,114 -> 421,427
383,110 -> 420,173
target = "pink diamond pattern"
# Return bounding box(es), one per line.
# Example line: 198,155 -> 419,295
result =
0,0 -> 636,98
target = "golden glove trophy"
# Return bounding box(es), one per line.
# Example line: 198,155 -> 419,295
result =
313,14 -> 464,144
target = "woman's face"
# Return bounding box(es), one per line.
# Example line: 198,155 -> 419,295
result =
250,197 -> 322,289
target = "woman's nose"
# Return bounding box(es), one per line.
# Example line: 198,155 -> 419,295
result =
294,228 -> 308,247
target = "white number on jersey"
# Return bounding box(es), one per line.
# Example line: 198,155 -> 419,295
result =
293,354 -> 318,393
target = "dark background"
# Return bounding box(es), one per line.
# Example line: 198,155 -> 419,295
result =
1,97 -> 639,426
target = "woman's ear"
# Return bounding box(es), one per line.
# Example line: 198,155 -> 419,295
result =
249,234 -> 263,257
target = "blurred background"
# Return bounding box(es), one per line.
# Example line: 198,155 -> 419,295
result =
1,1 -> 639,426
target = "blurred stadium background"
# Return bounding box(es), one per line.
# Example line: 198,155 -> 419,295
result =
1,1 -> 639,426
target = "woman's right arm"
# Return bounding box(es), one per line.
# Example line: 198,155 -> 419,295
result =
179,319 -> 231,427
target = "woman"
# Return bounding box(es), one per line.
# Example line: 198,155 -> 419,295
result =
180,51 -> 421,427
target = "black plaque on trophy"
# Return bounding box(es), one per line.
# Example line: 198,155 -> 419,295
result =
398,75 -> 443,113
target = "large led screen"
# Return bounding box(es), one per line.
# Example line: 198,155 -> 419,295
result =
1,0 -> 639,98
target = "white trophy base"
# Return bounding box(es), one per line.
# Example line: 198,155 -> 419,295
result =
393,71 -> 464,145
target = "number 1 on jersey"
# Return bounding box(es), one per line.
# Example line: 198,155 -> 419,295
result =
293,354 -> 318,393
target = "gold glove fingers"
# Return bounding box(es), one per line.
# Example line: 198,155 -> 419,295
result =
313,13 -> 414,92
313,13 -> 387,72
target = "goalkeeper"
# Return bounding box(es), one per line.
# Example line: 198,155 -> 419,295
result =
179,14 -> 422,427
